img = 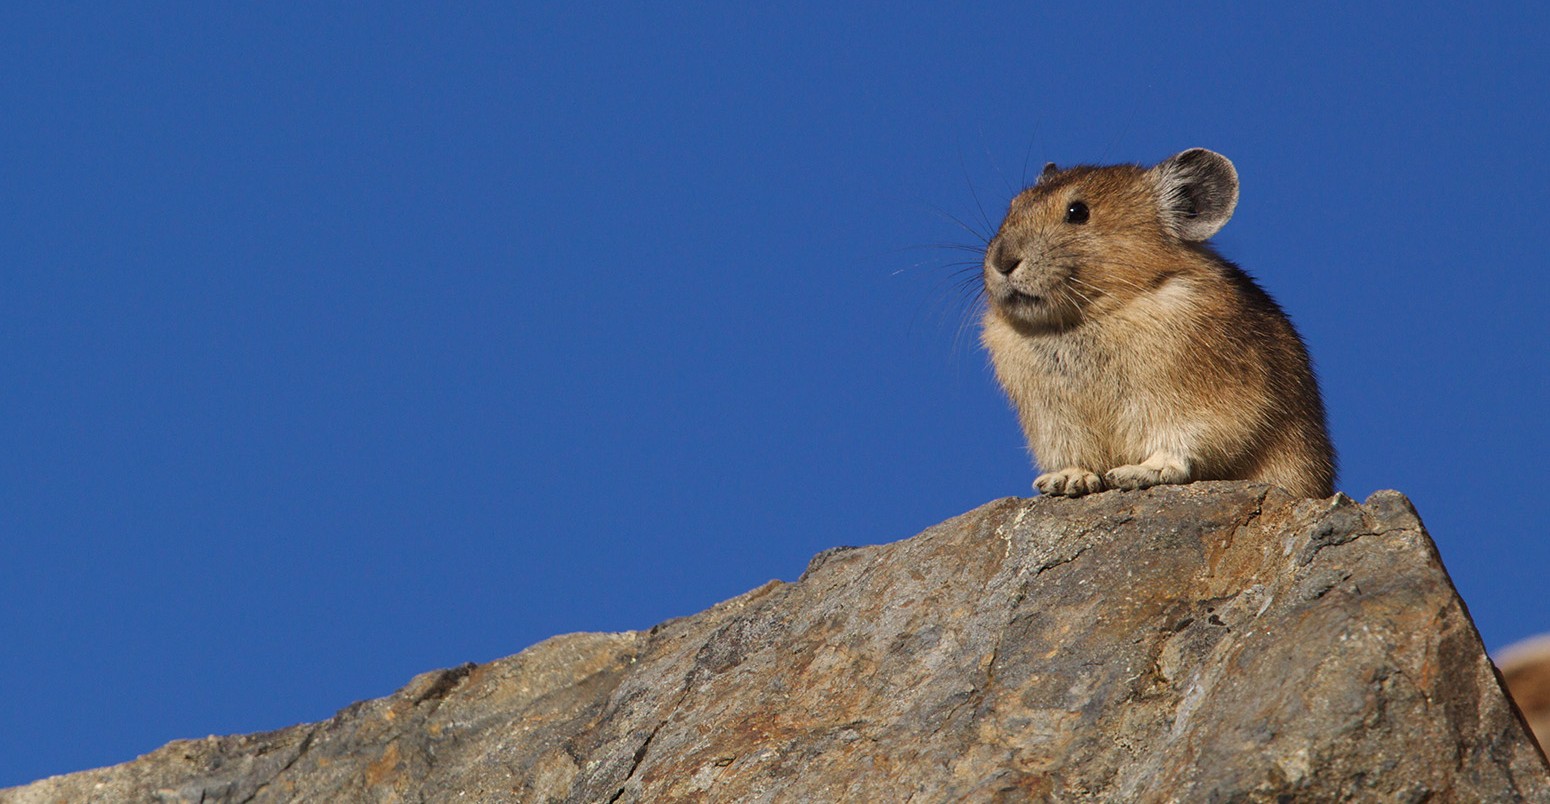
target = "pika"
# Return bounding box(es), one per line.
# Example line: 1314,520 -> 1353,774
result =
980,148 -> 1334,498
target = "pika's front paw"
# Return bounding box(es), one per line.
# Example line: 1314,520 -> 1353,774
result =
1104,458 -> 1189,491
1035,468 -> 1105,497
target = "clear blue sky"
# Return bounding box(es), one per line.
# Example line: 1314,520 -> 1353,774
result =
4,3 -> 1547,787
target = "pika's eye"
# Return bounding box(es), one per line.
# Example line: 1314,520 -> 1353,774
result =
1065,201 -> 1090,224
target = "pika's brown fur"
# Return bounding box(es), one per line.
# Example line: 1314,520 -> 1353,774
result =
980,148 -> 1334,498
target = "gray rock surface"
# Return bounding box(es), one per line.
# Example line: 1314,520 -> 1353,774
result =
6,482 -> 1547,802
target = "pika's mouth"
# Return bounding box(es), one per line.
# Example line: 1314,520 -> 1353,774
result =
984,269 -> 1053,308
984,265 -> 1085,330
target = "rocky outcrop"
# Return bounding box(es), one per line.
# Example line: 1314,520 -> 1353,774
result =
6,482 -> 1547,802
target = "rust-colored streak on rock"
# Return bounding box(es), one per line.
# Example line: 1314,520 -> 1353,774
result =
362,741 -> 400,788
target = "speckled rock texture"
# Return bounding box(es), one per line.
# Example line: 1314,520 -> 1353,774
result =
6,482 -> 1547,802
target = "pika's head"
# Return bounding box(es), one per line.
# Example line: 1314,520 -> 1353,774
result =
982,148 -> 1239,330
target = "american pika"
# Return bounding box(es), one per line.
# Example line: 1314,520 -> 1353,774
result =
980,148 -> 1334,498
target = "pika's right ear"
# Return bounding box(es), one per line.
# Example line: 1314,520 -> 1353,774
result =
1147,148 -> 1239,242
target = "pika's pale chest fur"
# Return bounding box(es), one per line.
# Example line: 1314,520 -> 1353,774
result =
980,148 -> 1334,498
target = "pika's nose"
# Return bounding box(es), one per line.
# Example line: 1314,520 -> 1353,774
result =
989,243 -> 1022,275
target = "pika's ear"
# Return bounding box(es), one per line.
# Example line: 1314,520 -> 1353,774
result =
1147,148 -> 1239,242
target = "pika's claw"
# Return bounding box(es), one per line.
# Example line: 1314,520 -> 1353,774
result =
1035,468 -> 1105,497
1104,455 -> 1190,491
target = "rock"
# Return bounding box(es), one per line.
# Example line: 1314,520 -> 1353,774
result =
1500,634 -> 1550,754
5,482 -> 1547,802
